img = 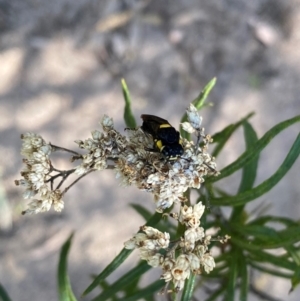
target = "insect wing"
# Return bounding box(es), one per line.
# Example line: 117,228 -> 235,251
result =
140,114 -> 170,137
141,114 -> 170,125
141,114 -> 179,143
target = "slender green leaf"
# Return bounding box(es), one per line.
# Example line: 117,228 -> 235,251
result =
83,212 -> 162,296
180,78 -> 216,139
193,77 -> 216,109
122,78 -> 136,128
287,246 -> 300,265
231,121 -> 259,222
91,261 -> 151,301
234,224 -> 279,240
97,279 -> 110,291
239,225 -> 300,249
211,113 -> 254,158
124,276 -> 140,298
238,121 -> 259,193
291,266 -> 300,293
144,295 -> 155,301
211,132 -> 300,206
231,226 -> 300,252
209,115 -> 300,183
225,250 -> 238,301
83,248 -> 133,296
96,280 -> 119,301
213,187 -> 232,197
288,251 -> 300,293
121,280 -> 165,301
130,204 -> 152,221
248,249 -> 296,271
229,234 -> 276,252
249,262 -> 293,278
0,282 -> 12,301
146,211 -> 163,227
181,274 -> 196,301
211,124 -> 235,145
57,233 -> 77,301
247,216 -> 299,227
239,254 -> 248,301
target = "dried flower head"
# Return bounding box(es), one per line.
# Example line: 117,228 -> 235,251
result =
114,105 -> 218,211
15,133 -> 64,214
16,103 -> 218,219
181,103 -> 203,133
124,201 -> 223,293
119,104 -> 222,293
15,87 -> 225,297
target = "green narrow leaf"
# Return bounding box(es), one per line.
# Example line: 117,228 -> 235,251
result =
231,228 -> 300,256
248,249 -> 296,271
247,216 -> 299,227
209,115 -> 300,183
91,261 -> 151,301
121,280 -> 165,301
83,212 -> 162,296
0,282 -> 12,301
211,124 -> 235,144
130,204 -> 152,221
144,296 -> 155,301
225,251 -> 238,301
211,132 -> 300,206
124,276 -> 140,298
211,124 -> 235,158
238,253 -> 248,301
287,246 -> 300,265
181,274 -> 196,301
83,248 -> 133,296
235,224 -> 280,240
249,262 -> 293,278
97,280 -> 119,301
145,211 -> 163,227
211,113 -> 254,158
122,78 -> 136,128
180,78 -> 216,139
97,279 -> 110,291
238,121 -> 259,193
193,77 -> 217,109
57,233 -> 77,301
228,235 -> 263,251
231,121 -> 259,222
236,224 -> 300,249
290,266 -> 300,293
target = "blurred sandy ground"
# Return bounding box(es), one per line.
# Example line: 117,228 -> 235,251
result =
0,0 -> 299,300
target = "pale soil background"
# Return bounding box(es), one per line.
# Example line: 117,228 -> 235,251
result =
0,0 -> 299,300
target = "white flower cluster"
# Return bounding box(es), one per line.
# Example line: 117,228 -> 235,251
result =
15,133 -> 63,214
16,103 -> 218,215
74,115 -> 128,175
115,103 -> 217,211
124,202 -> 215,292
181,103 -> 203,133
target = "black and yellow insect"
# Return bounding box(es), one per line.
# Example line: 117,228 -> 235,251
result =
140,114 -> 184,160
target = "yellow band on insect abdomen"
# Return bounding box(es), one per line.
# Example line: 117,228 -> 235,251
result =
155,139 -> 163,150
159,124 -> 172,129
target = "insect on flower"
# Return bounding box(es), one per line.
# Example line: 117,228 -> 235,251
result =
140,114 -> 184,160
